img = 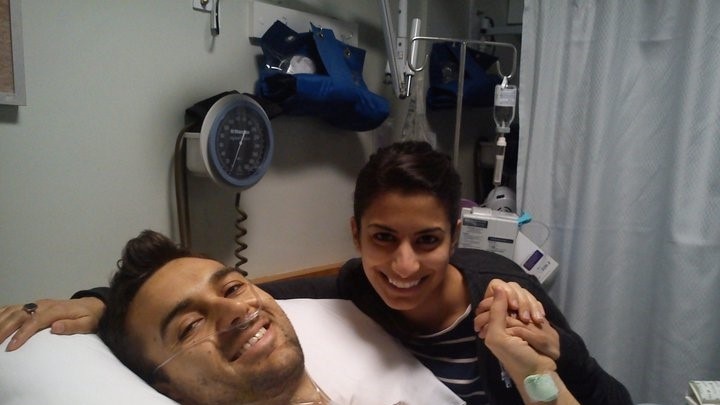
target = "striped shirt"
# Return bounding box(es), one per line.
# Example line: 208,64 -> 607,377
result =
400,305 -> 488,405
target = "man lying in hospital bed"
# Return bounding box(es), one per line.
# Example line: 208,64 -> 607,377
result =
0,233 -> 463,405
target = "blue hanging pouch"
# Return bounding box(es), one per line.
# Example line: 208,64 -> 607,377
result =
256,20 -> 389,132
427,42 -> 501,110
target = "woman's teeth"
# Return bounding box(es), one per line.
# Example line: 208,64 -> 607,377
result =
242,326 -> 267,351
388,278 -> 420,289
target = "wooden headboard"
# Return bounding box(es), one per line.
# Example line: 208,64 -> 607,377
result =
250,262 -> 343,284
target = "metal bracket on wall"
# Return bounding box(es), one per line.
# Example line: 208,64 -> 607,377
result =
192,0 -> 220,36
193,0 -> 213,12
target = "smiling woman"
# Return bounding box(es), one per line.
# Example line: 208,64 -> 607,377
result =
330,141 -> 633,405
351,190 -> 467,331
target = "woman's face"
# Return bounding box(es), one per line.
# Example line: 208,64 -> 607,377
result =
352,191 -> 457,316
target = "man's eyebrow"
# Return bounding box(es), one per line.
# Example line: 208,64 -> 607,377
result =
210,266 -> 237,284
159,298 -> 193,342
158,267 -> 240,341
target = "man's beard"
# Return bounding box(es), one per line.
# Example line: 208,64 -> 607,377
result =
234,329 -> 306,405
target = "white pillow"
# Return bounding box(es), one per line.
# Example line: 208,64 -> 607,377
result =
0,299 -> 464,405
0,329 -> 176,404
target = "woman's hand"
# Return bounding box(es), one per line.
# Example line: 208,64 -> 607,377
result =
475,278 -> 546,325
483,286 -> 557,378
0,297 -> 105,351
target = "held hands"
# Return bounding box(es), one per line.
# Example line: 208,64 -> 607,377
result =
481,279 -> 547,323
474,279 -> 560,360
483,286 -> 557,378
0,297 -> 105,351
484,287 -> 579,405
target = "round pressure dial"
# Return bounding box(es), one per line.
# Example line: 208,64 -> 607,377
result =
200,94 -> 274,189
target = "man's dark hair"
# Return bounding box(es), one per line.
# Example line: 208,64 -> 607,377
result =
353,141 -> 462,234
98,230 -> 199,384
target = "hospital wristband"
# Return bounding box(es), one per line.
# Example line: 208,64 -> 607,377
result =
523,373 -> 559,402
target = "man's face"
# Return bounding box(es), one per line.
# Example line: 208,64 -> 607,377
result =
126,257 -> 305,405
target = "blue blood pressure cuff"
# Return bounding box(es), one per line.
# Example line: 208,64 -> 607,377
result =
256,20 -> 389,132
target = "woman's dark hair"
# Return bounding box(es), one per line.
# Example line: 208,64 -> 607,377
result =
98,230 -> 199,385
353,141 -> 462,234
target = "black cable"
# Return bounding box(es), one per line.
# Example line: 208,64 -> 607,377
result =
174,123 -> 195,249
234,192 -> 249,277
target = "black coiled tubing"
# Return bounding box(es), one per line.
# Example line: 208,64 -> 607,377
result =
234,192 -> 249,277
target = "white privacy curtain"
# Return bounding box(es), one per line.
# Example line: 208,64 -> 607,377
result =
517,1 -> 720,403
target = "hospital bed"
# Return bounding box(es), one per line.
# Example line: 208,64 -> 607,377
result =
0,263 -> 464,405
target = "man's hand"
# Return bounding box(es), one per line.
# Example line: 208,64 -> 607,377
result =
0,297 -> 105,351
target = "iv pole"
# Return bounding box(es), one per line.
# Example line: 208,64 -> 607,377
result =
377,0 -> 518,169
407,20 -> 518,169
379,0 -> 414,99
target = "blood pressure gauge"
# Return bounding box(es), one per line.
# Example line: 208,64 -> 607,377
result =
186,93 -> 274,189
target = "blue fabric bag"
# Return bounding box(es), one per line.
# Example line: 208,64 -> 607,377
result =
256,20 -> 389,132
427,42 -> 501,110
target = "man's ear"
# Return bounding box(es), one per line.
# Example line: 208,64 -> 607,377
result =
350,216 -> 360,249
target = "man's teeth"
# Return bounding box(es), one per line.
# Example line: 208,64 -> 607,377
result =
388,278 -> 420,289
242,327 -> 267,351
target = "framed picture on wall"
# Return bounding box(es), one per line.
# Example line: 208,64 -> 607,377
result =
1,0 -> 26,106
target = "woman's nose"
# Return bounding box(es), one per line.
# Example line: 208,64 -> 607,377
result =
391,241 -> 420,277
